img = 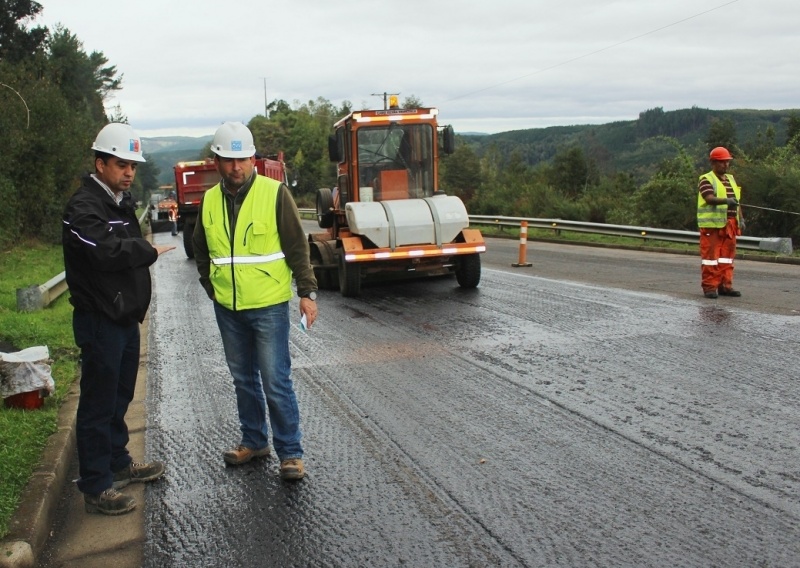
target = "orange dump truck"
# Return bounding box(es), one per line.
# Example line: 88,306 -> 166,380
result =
173,154 -> 287,258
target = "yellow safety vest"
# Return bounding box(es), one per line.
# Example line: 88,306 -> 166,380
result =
201,175 -> 292,310
697,172 -> 741,229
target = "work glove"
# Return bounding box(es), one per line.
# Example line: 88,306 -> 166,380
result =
726,197 -> 739,206
739,218 -> 746,232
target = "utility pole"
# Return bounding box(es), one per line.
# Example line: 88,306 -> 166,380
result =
371,91 -> 400,110
263,77 -> 269,118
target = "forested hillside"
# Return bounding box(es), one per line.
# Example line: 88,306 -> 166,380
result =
459,107 -> 795,182
440,106 -> 800,245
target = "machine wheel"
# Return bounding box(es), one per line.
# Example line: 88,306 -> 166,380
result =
183,221 -> 195,259
316,188 -> 334,229
338,253 -> 361,297
310,241 -> 335,290
455,254 -> 481,288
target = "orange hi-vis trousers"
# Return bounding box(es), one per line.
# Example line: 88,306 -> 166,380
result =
699,217 -> 739,293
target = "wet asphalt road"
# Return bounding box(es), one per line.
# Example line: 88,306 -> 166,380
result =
142,232 -> 799,567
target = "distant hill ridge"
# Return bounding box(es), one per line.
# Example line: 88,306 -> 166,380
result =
142,135 -> 213,185
142,107 -> 799,185
458,106 -> 800,181
142,134 -> 213,154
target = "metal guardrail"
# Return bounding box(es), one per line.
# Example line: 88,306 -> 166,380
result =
19,209 -> 792,312
299,208 -> 793,256
15,208 -> 152,312
468,215 -> 794,255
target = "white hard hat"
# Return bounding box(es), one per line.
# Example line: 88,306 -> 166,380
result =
91,123 -> 146,163
210,122 -> 256,158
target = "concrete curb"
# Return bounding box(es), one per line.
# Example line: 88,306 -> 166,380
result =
0,385 -> 78,568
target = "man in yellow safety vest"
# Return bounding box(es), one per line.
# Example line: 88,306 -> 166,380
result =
193,122 -> 318,481
697,146 -> 745,299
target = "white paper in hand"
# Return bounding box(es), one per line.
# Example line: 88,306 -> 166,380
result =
299,313 -> 308,333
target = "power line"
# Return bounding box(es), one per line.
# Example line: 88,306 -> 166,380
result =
742,204 -> 800,216
447,0 -> 741,102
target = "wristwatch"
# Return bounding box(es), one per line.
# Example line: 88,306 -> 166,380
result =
301,291 -> 317,301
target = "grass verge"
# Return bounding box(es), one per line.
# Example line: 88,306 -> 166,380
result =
0,241 -> 76,539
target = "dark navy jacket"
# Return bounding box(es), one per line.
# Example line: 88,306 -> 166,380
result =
62,174 -> 158,324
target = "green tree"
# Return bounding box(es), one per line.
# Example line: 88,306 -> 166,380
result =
579,172 -> 636,224
0,0 -> 46,62
745,125 -> 776,161
0,19 -> 122,248
47,25 -> 120,121
786,113 -> 800,153
401,94 -> 423,109
469,144 -> 503,214
249,97 -> 342,201
440,143 -> 482,206
131,155 -> 160,206
630,139 -> 696,230
544,146 -> 598,199
735,147 -> 800,243
706,116 -> 737,153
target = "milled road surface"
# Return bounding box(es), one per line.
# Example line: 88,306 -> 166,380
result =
139,233 -> 799,567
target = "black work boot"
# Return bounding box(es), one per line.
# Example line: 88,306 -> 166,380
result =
718,288 -> 742,297
84,488 -> 136,515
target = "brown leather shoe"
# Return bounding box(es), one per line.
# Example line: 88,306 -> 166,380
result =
113,460 -> 166,489
280,458 -> 305,480
223,444 -> 270,465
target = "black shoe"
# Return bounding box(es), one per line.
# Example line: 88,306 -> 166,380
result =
84,488 -> 136,515
718,289 -> 741,297
113,460 -> 166,489
704,291 -> 718,299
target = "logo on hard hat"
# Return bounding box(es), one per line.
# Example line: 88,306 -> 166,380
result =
231,140 -> 242,151
129,139 -> 140,152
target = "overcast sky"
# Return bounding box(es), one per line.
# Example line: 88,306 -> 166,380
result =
31,0 -> 797,138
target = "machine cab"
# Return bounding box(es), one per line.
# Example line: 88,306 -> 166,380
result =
354,122 -> 435,202
327,106 -> 452,211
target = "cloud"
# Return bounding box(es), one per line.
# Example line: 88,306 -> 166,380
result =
33,0 -> 799,136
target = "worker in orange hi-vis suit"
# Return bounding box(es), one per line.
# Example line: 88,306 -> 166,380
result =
697,146 -> 745,299
168,204 -> 178,236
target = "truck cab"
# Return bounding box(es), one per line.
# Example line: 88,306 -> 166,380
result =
174,154 -> 287,258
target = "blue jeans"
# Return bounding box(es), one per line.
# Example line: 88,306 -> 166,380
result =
213,301 -> 303,460
73,310 -> 138,494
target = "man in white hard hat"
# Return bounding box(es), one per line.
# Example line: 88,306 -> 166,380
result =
193,121 -> 317,480
62,122 -> 175,515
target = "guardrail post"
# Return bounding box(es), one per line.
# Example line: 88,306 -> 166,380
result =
512,221 -> 532,267
16,272 -> 68,312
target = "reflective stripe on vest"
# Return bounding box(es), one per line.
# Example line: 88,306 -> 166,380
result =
211,252 -> 286,265
697,172 -> 741,228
